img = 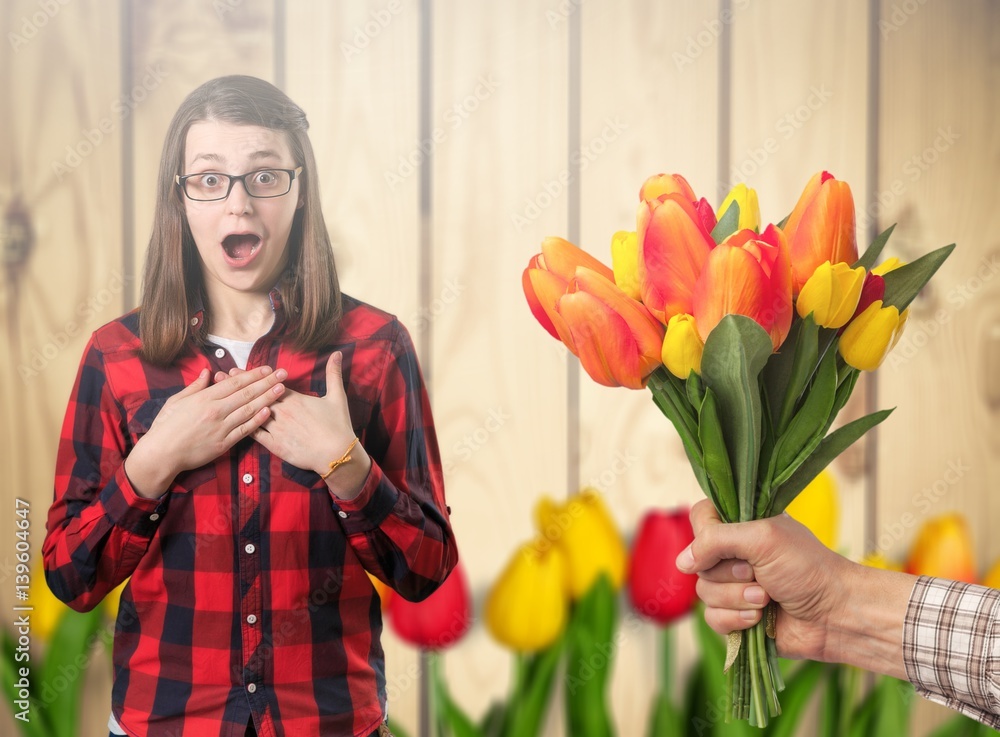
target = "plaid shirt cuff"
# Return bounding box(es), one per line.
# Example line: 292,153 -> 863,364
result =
903,576 -> 1000,728
329,461 -> 399,535
101,464 -> 167,537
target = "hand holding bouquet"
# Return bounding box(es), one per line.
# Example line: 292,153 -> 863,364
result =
522,171 -> 953,727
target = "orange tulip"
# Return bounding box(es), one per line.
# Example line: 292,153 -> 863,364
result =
906,514 -> 977,584
691,224 -> 793,350
639,172 -> 697,203
558,267 -> 665,389
782,171 -> 858,294
523,236 -> 616,345
637,194 -> 716,324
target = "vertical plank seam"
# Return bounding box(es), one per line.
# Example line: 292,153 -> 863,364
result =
567,0 -> 581,497
120,0 -> 134,311
273,0 -> 286,89
716,0 -> 731,198
864,0 -> 881,556
418,4 -> 433,735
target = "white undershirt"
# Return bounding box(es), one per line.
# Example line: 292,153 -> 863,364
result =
207,334 -> 256,370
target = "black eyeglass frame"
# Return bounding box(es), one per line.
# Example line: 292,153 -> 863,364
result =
174,166 -> 303,201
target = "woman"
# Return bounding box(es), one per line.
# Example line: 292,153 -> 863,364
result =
42,75 -> 457,737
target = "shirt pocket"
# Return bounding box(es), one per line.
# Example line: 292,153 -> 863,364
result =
124,397 -> 217,491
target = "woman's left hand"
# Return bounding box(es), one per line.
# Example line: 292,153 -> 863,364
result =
233,351 -> 372,500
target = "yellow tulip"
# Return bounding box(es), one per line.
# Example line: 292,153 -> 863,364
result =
785,469 -> 839,550
536,489 -> 627,600
871,257 -> 905,276
102,577 -> 129,623
661,313 -> 704,379
718,183 -> 761,232
611,230 -> 641,300
907,514 -> 977,583
983,558 -> 1000,589
838,300 -> 908,371
485,539 -> 568,652
796,261 -> 866,328
29,561 -> 71,642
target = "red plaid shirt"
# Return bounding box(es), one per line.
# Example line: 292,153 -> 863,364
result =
43,291 -> 457,737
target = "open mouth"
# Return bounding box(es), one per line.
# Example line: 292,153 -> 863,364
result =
222,233 -> 262,263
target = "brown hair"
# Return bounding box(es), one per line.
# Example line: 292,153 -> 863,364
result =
139,75 -> 341,364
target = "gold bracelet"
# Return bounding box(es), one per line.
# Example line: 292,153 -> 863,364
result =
320,437 -> 359,480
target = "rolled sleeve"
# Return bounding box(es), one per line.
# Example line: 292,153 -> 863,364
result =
329,461 -> 399,534
903,576 -> 1000,728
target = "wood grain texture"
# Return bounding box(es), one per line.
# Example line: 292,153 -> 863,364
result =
876,1 -> 1000,733
284,0 -> 423,729
429,0 -> 570,723
577,2 -> 722,732
1,2 -> 123,735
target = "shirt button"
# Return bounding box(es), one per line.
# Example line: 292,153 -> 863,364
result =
242,473 -> 253,484
190,316 -> 199,326
338,511 -> 348,519
149,513 -> 160,521
244,543 -> 256,555
247,614 -> 257,625
247,683 -> 257,694
215,348 -> 226,358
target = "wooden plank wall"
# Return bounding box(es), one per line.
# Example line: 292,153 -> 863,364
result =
2,2 -> 997,736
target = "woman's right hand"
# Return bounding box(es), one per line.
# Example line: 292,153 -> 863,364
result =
124,365 -> 287,498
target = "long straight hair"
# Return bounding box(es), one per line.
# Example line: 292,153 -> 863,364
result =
139,75 -> 342,364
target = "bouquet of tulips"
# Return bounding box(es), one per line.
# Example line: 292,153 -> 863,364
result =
522,171 -> 954,727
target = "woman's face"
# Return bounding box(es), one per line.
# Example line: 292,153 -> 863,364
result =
181,120 -> 302,302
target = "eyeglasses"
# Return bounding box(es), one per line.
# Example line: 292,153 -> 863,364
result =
174,167 -> 303,201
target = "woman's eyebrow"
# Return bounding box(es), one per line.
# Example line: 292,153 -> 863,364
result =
188,150 -> 283,167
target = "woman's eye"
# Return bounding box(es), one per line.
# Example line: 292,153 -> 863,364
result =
254,171 -> 276,185
201,174 -> 222,188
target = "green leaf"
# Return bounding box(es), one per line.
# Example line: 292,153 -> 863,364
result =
387,718 -> 413,737
700,315 -> 773,521
686,370 -> 706,412
773,316 -> 820,436
853,224 -> 897,271
564,576 -> 617,737
648,368 -> 711,497
699,389 -> 739,523
882,243 -> 956,312
870,677 -> 912,737
38,607 -> 106,737
712,201 -> 740,244
767,409 -> 893,516
646,690 -> 684,737
692,614 -> 755,737
504,637 -> 564,737
435,666 -> 482,737
765,661 -> 825,737
818,666 -> 843,737
0,626 -> 52,737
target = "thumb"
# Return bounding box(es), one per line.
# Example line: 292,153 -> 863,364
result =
324,351 -> 345,397
678,516 -> 763,575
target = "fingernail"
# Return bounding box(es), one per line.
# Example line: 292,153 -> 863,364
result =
733,562 -> 753,581
744,585 -> 765,604
272,384 -> 284,395
275,368 -> 287,381
260,366 -> 272,375
740,609 -> 759,622
333,351 -> 343,365
676,545 -> 694,572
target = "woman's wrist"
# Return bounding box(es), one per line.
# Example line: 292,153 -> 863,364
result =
124,437 -> 179,499
321,444 -> 372,501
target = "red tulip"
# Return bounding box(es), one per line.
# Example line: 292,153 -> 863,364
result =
387,562 -> 471,650
637,194 -> 717,324
781,171 -> 858,294
691,224 -> 793,350
628,509 -> 698,625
